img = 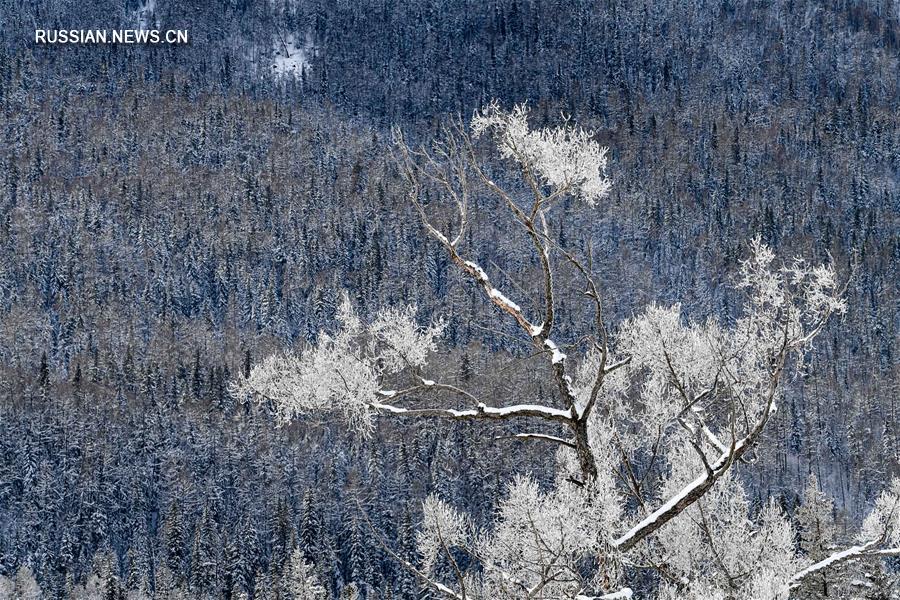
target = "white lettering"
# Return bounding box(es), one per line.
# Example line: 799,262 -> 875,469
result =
166,30 -> 188,44
33,28 -> 189,44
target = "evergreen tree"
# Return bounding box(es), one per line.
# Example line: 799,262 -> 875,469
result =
794,475 -> 839,599
284,548 -> 326,600
190,507 -> 220,597
0,566 -> 43,600
797,475 -> 836,559
162,501 -> 187,583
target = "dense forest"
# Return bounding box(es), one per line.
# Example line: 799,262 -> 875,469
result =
0,0 -> 898,597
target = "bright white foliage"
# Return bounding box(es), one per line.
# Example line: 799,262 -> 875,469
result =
413,240 -> 847,597
0,566 -> 42,600
482,475 -> 621,597
285,548 -> 327,600
243,241 -> 858,597
370,305 -> 445,373
235,294 -> 444,435
616,304 -> 724,431
417,495 -> 471,574
611,238 -> 846,462
472,102 -> 612,205
417,471 -> 624,599
244,101 -> 876,597
736,238 -> 846,360
859,478 -> 900,546
653,451 -> 799,599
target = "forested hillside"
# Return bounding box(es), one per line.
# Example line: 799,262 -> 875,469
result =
0,0 -> 898,597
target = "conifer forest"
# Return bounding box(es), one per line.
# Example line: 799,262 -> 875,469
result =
0,1 -> 898,598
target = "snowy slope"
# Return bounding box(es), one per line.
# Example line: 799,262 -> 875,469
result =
269,33 -> 314,79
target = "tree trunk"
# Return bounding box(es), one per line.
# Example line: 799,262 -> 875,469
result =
573,419 -> 598,482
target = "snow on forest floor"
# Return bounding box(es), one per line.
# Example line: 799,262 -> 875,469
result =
269,33 -> 314,79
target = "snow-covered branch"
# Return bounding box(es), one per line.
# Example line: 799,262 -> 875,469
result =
789,544 -> 900,589
396,105 -> 621,481
372,401 -> 573,423
242,104 -> 854,598
790,478 -> 900,589
496,432 -> 577,448
576,589 -> 633,600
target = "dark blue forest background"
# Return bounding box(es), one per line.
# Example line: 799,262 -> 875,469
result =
0,0 -> 898,597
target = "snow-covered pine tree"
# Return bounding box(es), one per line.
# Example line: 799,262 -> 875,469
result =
794,474 -> 838,599
125,543 -> 152,600
299,489 -> 322,561
222,538 -> 240,599
268,499 -> 295,599
237,104 -> 900,598
238,514 -> 261,595
162,500 -> 186,582
284,548 -> 327,600
0,565 -> 43,600
189,505 -> 219,598
152,564 -> 178,600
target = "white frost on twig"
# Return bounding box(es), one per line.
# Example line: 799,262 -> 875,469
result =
472,102 -> 612,205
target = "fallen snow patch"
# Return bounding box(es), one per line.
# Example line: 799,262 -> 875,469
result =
270,33 -> 314,79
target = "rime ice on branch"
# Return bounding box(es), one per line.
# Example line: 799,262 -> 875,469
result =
236,104 -> 899,599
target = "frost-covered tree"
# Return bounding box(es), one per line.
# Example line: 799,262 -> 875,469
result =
794,475 -> 839,598
797,475 -> 836,560
789,480 -> 900,586
0,566 -> 43,600
284,548 -> 326,600
237,104 -> 900,598
70,550 -> 124,600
